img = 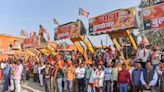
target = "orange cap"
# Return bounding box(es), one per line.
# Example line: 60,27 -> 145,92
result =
139,37 -> 149,46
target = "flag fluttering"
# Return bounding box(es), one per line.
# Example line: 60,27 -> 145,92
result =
79,8 -> 89,18
39,25 -> 46,34
53,18 -> 60,26
20,30 -> 28,37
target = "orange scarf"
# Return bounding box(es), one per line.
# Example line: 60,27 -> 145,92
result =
52,66 -> 59,79
94,70 -> 101,88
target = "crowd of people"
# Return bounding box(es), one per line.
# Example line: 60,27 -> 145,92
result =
0,43 -> 164,92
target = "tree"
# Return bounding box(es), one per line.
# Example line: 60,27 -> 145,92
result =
140,0 -> 163,8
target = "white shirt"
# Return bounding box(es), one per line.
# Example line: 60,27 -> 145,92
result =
136,48 -> 149,62
1,63 -> 6,69
75,67 -> 85,79
140,70 -> 158,86
38,65 -> 45,74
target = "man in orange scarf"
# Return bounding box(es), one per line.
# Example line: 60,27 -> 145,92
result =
65,60 -> 75,92
136,44 -> 149,69
41,62 -> 52,92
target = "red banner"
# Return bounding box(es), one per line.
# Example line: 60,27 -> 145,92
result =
143,3 -> 164,30
89,7 -> 136,35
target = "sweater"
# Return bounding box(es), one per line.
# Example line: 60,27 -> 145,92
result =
132,69 -> 144,85
118,70 -> 130,85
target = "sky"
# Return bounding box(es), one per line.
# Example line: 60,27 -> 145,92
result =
0,0 -> 140,46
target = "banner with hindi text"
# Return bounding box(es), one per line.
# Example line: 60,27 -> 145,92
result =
89,7 -> 136,35
142,3 -> 164,30
54,20 -> 86,40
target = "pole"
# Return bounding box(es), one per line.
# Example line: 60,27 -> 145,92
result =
106,34 -> 108,46
87,37 -> 95,50
101,40 -> 104,47
78,41 -> 85,50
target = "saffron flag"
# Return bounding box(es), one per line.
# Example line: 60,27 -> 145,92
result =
79,8 -> 89,18
20,30 -> 28,37
53,18 -> 60,26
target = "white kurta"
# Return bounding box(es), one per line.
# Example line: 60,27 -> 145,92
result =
93,69 -> 104,87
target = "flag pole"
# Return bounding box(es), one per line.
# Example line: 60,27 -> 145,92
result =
53,18 -> 60,26
106,34 -> 108,46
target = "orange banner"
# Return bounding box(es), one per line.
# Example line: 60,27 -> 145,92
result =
0,35 -> 23,50
143,3 -> 164,30
54,20 -> 86,40
89,7 -> 136,35
22,37 -> 38,49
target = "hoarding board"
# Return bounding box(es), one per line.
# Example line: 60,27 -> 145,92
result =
142,3 -> 164,30
54,20 -> 86,40
22,37 -> 38,49
10,40 -> 22,50
89,7 -> 136,35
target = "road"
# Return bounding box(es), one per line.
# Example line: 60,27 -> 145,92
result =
0,79 -> 152,92
0,79 -> 45,92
